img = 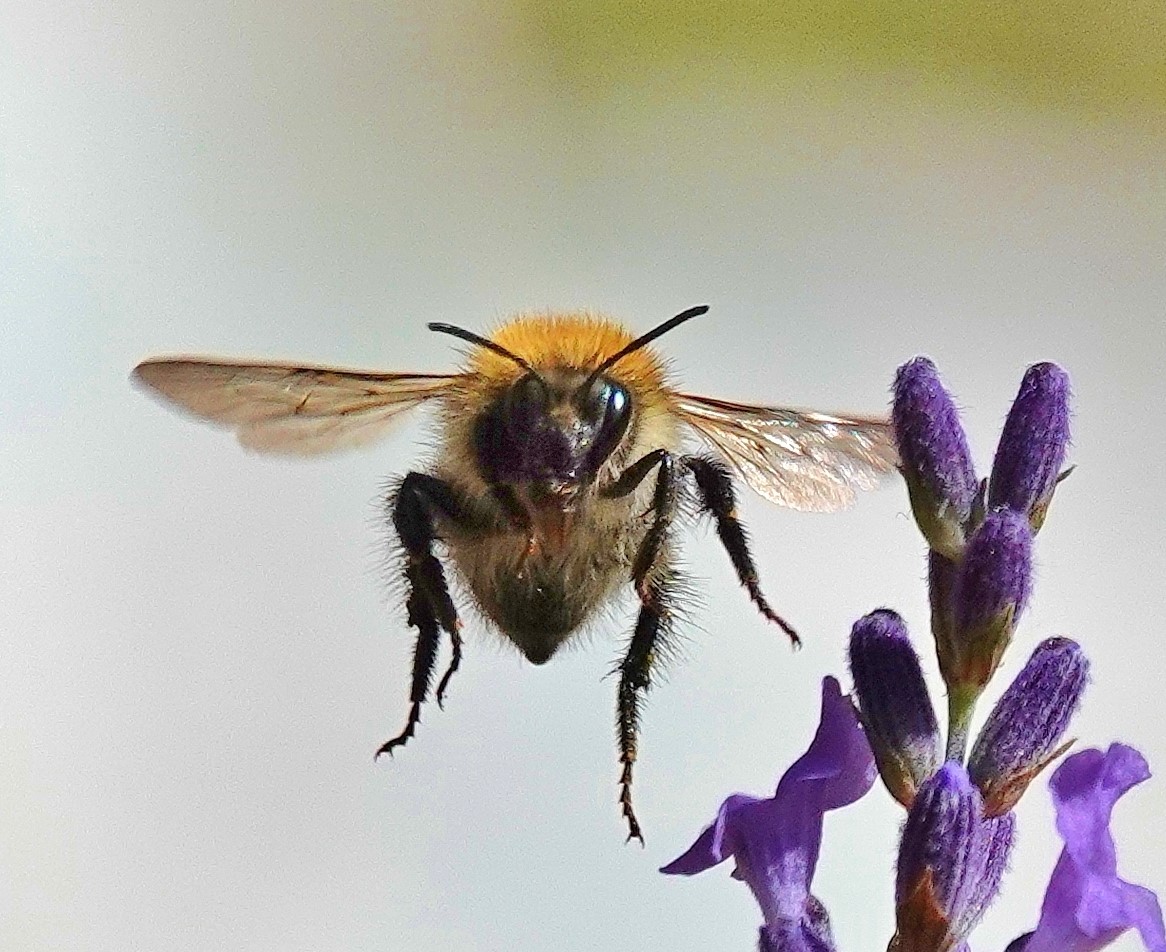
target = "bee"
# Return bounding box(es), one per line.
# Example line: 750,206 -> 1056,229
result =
133,305 -> 897,841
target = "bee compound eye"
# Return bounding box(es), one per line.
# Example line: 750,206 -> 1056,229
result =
578,377 -> 628,423
605,383 -> 628,419
584,378 -> 632,466
507,373 -> 549,415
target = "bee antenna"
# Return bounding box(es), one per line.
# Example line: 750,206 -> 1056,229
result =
587,304 -> 709,384
427,322 -> 536,374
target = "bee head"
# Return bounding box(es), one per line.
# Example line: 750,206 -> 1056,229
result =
478,367 -> 633,499
430,305 -> 706,505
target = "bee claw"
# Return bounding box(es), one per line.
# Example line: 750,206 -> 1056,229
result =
619,760 -> 645,845
376,702 -> 421,759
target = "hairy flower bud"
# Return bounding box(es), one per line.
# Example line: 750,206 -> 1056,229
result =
894,763 -> 1015,952
892,358 -> 980,560
988,362 -> 1071,531
849,610 -> 941,808
946,509 -> 1033,691
970,638 -> 1089,816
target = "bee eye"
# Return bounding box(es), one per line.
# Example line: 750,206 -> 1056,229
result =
580,377 -> 631,465
579,378 -> 627,422
604,383 -> 628,419
507,373 -> 549,416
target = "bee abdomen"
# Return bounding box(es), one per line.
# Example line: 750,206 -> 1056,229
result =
456,535 -> 633,665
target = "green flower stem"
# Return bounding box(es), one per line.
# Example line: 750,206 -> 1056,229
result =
946,684 -> 982,764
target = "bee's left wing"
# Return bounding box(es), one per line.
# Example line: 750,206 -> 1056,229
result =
134,358 -> 462,455
670,392 -> 899,512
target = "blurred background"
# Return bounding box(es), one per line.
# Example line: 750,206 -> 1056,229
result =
2,2 -> 1164,950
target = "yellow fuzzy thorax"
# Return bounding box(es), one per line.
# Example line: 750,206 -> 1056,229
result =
467,313 -> 669,391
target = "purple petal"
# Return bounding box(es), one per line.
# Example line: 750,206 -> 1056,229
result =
848,609 -> 940,807
660,793 -> 765,875
969,637 -> 1089,815
776,676 -> 879,808
988,362 -> 1071,527
1019,744 -> 1166,952
892,357 -> 979,558
662,678 -> 876,934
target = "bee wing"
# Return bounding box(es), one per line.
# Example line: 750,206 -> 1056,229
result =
671,392 -> 899,512
133,358 -> 462,455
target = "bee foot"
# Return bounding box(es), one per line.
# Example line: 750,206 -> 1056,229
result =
375,702 -> 421,759
760,605 -> 801,647
619,761 -> 644,845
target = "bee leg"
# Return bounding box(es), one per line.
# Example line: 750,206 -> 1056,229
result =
615,571 -> 673,846
376,472 -> 468,757
684,455 -> 800,646
435,627 -> 462,709
601,449 -> 679,604
376,587 -> 441,757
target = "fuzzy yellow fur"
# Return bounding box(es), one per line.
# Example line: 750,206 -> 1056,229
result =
468,312 -> 669,393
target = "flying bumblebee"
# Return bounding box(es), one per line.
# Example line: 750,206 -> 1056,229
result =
133,305 -> 897,841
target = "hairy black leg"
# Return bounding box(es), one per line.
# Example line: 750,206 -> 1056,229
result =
602,449 -> 679,603
615,572 -> 673,845
376,583 -> 441,756
684,455 -> 800,646
376,472 -> 473,757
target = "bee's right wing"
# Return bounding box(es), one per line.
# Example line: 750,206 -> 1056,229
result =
133,358 -> 463,455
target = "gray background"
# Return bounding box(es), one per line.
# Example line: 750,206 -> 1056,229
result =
2,3 -> 1164,951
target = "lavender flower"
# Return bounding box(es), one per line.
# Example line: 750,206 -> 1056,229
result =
969,637 -> 1089,816
665,357 -> 1166,952
947,508 -> 1034,692
894,763 -> 1015,952
892,358 -> 980,560
1009,744 -> 1166,952
661,677 -> 876,950
848,610 -> 940,808
988,363 -> 1071,530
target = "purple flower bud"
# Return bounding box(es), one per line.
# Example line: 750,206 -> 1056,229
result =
969,638 -> 1089,816
893,358 -> 980,559
849,610 -> 941,808
894,763 -> 1016,952
989,362 -> 1071,530
947,509 -> 1034,690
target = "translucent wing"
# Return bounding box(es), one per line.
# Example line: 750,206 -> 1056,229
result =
133,358 -> 461,455
671,392 -> 899,512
